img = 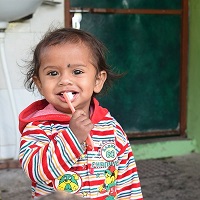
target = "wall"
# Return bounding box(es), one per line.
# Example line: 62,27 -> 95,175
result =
187,0 -> 200,152
0,1 -> 64,159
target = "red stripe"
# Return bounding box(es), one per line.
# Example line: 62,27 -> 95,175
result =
42,145 -> 54,180
92,129 -> 114,136
116,124 -> 125,134
35,192 -> 42,198
22,129 -> 46,137
118,167 -> 138,180
119,151 -> 133,165
118,183 -> 142,194
20,139 -> 27,147
87,179 -> 104,186
28,148 -> 38,181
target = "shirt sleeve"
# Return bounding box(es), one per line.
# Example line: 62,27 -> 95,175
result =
19,121 -> 84,184
114,122 -> 143,200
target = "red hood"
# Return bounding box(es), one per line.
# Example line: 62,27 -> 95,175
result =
18,98 -> 108,134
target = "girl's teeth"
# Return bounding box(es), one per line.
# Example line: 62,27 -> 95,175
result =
67,92 -> 74,100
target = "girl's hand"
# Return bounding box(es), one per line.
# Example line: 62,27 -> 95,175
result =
69,110 -> 94,144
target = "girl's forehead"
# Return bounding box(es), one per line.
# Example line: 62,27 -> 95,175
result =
39,42 -> 97,67
41,42 -> 95,61
41,41 -> 92,54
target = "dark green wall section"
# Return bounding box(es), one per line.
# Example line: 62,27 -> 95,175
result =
71,0 -> 181,9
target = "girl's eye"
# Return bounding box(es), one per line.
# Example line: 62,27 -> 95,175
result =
47,71 -> 58,76
73,69 -> 83,75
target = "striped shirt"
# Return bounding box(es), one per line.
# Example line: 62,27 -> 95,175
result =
19,98 -> 143,199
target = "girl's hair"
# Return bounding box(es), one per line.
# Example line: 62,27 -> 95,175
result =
24,27 -> 122,95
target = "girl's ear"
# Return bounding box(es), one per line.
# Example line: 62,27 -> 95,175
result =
94,70 -> 107,94
33,76 -> 43,95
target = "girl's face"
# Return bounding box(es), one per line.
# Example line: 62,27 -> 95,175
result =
33,42 -> 107,115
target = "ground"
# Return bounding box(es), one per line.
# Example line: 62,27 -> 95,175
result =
137,153 -> 200,200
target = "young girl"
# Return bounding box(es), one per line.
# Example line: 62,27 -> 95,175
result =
19,28 -> 143,199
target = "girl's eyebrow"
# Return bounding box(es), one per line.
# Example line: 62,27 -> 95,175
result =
42,66 -> 58,71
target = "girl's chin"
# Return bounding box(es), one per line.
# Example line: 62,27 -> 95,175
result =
57,108 -> 73,115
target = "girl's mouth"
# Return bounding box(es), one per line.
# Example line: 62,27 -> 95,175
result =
60,91 -> 77,101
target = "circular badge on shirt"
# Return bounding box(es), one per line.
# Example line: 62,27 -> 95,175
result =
54,171 -> 82,194
101,142 -> 117,162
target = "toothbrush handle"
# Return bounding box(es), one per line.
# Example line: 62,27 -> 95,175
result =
63,92 -> 94,150
63,93 -> 75,113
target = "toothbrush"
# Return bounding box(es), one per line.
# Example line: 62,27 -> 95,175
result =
63,92 -> 94,150
63,92 -> 75,113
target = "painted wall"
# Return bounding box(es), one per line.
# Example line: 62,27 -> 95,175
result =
0,1 -> 64,159
187,0 -> 200,152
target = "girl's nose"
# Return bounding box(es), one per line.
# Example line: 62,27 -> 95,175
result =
58,74 -> 73,86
